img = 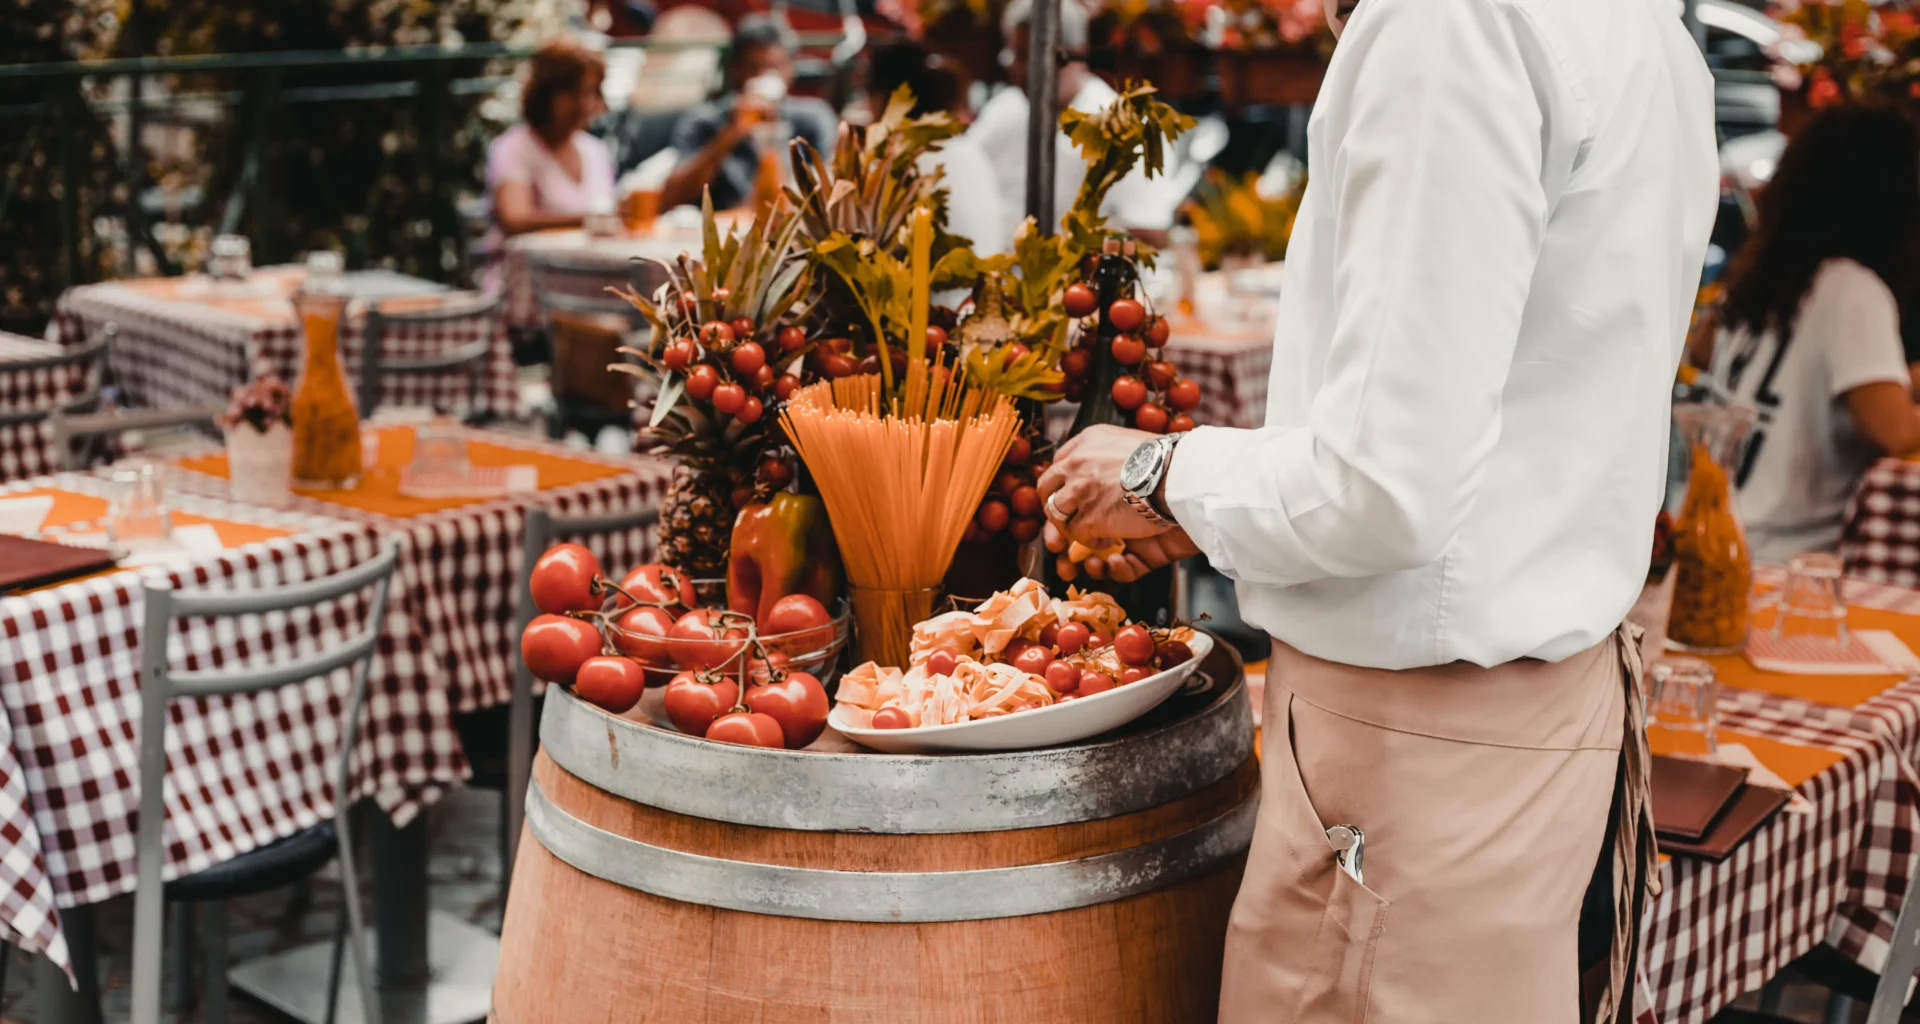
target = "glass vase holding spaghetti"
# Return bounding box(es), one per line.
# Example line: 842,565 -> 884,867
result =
1666,402 -> 1758,654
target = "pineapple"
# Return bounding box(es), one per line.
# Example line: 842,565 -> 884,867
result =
659,461 -> 749,582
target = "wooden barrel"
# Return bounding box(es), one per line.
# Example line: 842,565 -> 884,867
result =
495,641 -> 1257,1024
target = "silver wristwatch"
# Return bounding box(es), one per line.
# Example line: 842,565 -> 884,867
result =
1120,434 -> 1181,528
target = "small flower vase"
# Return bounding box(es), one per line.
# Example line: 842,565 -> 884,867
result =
226,422 -> 294,508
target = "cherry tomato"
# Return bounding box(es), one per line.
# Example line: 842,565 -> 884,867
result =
1006,485 -> 1044,519
751,364 -> 775,390
617,563 -> 697,611
1112,376 -> 1147,410
678,292 -> 700,318
521,614 -> 604,684
611,605 -> 677,660
1037,621 -> 1061,648
925,647 -> 961,677
1064,380 -> 1087,403
1087,631 -> 1112,651
1063,281 -> 1098,318
1146,360 -> 1177,390
1002,343 -> 1031,369
1110,334 -> 1146,366
872,707 -> 913,730
529,543 -> 603,615
1146,316 -> 1172,347
976,500 -> 1011,533
1045,660 -> 1082,694
1012,646 -> 1054,676
1169,414 -> 1196,433
1009,517 -> 1040,542
736,396 -> 764,424
764,593 -> 833,645
1078,670 -> 1116,696
926,325 -> 949,350
759,457 -> 794,487
776,326 -> 808,352
699,321 -> 735,347
824,336 -> 854,355
741,649 -> 792,684
712,287 -> 730,304
1107,298 -> 1146,332
1168,378 -> 1202,412
774,375 -> 800,400
1156,639 -> 1196,668
744,671 -> 829,749
712,383 -> 746,415
1115,624 -> 1157,667
822,353 -> 858,378
1004,639 -> 1039,660
1004,435 -> 1032,466
1061,348 -> 1092,380
857,355 -> 882,375
1055,622 -> 1091,656
730,318 -> 756,341
1119,666 -> 1155,686
731,342 -> 767,376
663,340 -> 696,371
686,364 -> 719,400
706,711 -> 786,748
663,672 -> 739,736
1135,402 -> 1169,434
669,609 -> 749,670
574,656 -> 647,713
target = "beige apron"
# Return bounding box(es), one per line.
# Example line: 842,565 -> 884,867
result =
1218,625 -> 1652,1024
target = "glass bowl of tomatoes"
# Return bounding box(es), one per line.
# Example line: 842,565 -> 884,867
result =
610,585 -> 852,688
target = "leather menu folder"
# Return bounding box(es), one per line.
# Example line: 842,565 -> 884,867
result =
1650,754 -> 1749,842
1657,785 -> 1792,862
0,535 -> 118,594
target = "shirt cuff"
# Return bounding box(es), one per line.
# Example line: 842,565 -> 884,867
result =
1164,425 -> 1242,579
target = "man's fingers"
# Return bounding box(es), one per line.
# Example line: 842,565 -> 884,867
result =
1043,520 -> 1069,553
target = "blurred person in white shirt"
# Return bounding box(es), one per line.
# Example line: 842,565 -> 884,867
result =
866,43 -> 1010,256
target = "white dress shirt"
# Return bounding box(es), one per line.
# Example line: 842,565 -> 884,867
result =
1165,0 -> 1719,670
924,132 -> 1010,256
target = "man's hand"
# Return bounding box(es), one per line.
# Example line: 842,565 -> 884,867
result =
1037,425 -> 1168,545
1044,521 -> 1201,583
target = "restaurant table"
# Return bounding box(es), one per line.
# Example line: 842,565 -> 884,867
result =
0,332 -> 85,482
50,267 -> 516,418
499,224 -> 707,333
1842,455 -> 1920,587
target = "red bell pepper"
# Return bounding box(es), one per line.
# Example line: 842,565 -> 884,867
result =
727,492 -> 843,624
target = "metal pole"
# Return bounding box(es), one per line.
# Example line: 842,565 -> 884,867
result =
1023,0 -> 1061,234
1681,0 -> 1706,51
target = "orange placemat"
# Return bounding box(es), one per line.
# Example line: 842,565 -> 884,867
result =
2,488 -> 110,531
1701,603 -> 1920,708
170,512 -> 293,549
3,491 -> 295,593
1647,725 -> 1846,789
176,426 -> 634,520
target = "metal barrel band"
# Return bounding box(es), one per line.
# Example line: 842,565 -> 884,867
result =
538,675 -> 1253,835
523,780 -> 1259,924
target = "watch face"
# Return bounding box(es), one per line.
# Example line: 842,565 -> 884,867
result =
1121,441 -> 1158,493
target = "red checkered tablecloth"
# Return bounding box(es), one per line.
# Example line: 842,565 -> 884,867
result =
0,333 -> 92,484
499,225 -> 718,332
51,269 -> 516,417
1842,456 -> 1920,587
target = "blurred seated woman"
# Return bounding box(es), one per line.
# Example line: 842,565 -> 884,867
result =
489,40 -> 615,236
1712,106 -> 1920,562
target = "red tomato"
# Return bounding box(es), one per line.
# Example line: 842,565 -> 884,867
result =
744,671 -> 830,749
663,340 -> 696,371
712,383 -> 746,415
774,375 -> 800,400
521,615 -> 604,684
529,543 -> 603,615
736,396 -> 764,424
752,364 -> 776,390
925,647 -> 961,677
1055,622 -> 1091,656
1169,414 -> 1196,434
616,564 -> 697,611
1119,666 -> 1154,686
976,500 -> 1010,533
1012,646 -> 1054,676
663,672 -> 741,735
1107,298 -> 1146,332
699,321 -> 735,347
706,711 -> 787,748
872,707 -> 913,730
1146,316 -> 1171,347
857,355 -> 882,375
678,292 -> 699,318
730,318 -> 756,341
1001,343 -> 1030,370
1156,639 -> 1196,668
1112,376 -> 1147,411
1045,660 -> 1081,694
1037,621 -> 1061,648
1063,281 -> 1098,318
1078,670 -> 1116,696
1087,631 -> 1112,651
1009,517 -> 1040,542
1004,435 -> 1033,466
574,656 -> 647,713
925,325 -> 949,350
731,342 -> 767,376
1110,334 -> 1146,366
759,457 -> 794,487
822,353 -> 858,378
1135,402 -> 1169,434
776,326 -> 808,352
1168,378 -> 1202,412
686,365 -> 719,400
670,610 -> 749,670
611,605 -> 677,661
1009,486 -> 1042,518
765,594 -> 832,636
1115,624 -> 1157,667
742,649 -> 792,684
1061,348 -> 1092,380
1146,360 -> 1178,390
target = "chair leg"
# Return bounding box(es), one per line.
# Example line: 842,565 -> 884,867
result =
164,902 -> 195,1012
323,906 -> 349,1024
201,901 -> 230,1024
1823,992 -> 1855,1024
338,809 -> 385,1024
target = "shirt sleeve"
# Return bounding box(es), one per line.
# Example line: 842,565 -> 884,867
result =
1806,260 -> 1910,397
488,131 -> 536,188
1164,0 -> 1568,586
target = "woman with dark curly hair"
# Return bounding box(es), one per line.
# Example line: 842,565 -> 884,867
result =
1713,105 -> 1920,562
488,39 -> 614,236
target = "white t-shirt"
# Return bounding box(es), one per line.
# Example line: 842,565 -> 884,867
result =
1712,258 -> 1909,563
486,124 -> 617,219
923,132 -> 1009,256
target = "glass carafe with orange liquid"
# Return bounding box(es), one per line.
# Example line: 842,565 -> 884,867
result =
289,290 -> 363,488
1666,402 -> 1758,654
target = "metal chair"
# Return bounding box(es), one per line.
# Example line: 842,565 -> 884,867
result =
129,543 -> 400,1024
1710,852 -> 1920,1024
0,328 -> 111,429
528,252 -> 656,443
48,404 -> 226,471
357,292 -> 502,419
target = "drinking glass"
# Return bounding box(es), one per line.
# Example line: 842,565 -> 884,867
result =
305,249 -> 345,292
107,461 -> 171,544
1773,551 -> 1849,647
209,234 -> 253,281
411,419 -> 471,479
1647,657 -> 1719,758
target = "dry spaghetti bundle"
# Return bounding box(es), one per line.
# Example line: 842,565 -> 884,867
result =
779,367 -> 1019,666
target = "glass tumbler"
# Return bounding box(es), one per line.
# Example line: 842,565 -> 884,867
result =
1772,551 -> 1849,647
1647,656 -> 1720,759
107,461 -> 171,544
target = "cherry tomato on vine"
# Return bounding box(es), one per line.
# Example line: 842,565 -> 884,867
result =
731,342 -> 767,376
735,396 -> 764,424
976,500 -> 1011,533
686,365 -> 719,400
700,321 -> 736,347
730,318 -> 756,341
1168,378 -> 1201,412
744,671 -> 829,748
776,326 -> 808,352
1146,360 -> 1177,390
663,340 -> 696,371
663,672 -> 739,736
1146,316 -> 1172,347
1156,639 -> 1196,668
1115,624 -> 1157,667
611,605 -> 677,661
529,543 -> 604,615
822,353 -> 858,378
1004,435 -> 1032,466
1055,622 -> 1091,656
925,325 -> 948,350
1120,666 -> 1155,686
1012,646 -> 1054,676
1107,298 -> 1146,332
1061,349 -> 1092,380
521,614 -> 604,685
1063,281 -> 1098,318
1135,403 -> 1170,434
706,711 -> 786,748
669,610 -> 748,670
574,656 -> 647,713
774,375 -> 801,400
759,457 -> 794,487
617,563 -> 697,611
1009,486 -> 1042,518
1045,660 -> 1082,694
1111,376 -> 1147,411
765,594 -> 833,637
1110,335 -> 1146,366
1169,414 -> 1196,434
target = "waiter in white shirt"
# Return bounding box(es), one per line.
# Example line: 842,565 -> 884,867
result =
1038,0 -> 1718,1019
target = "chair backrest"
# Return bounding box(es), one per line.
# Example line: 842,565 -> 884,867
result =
0,328 -> 112,429
129,542 -> 398,1024
501,505 -> 659,884
358,293 -> 503,418
47,404 -> 226,472
534,262 -> 652,417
